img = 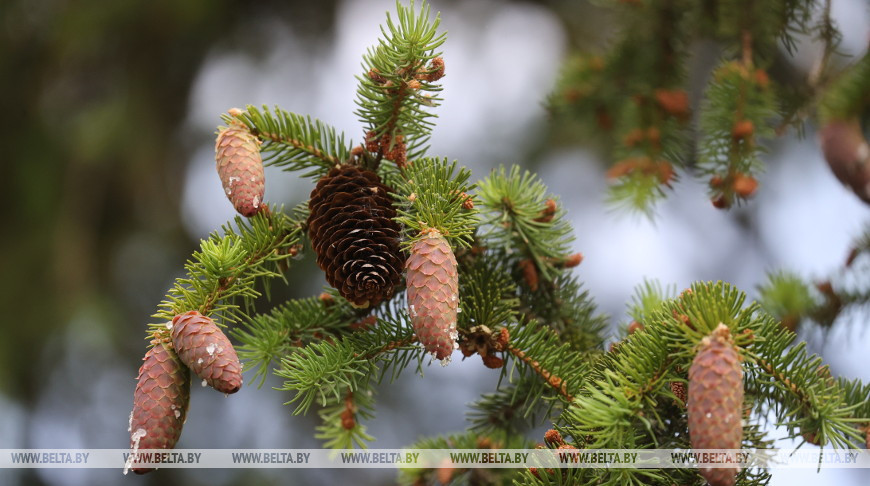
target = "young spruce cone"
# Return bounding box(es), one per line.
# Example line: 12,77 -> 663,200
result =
308,164 -> 403,307
171,310 -> 243,394
688,324 -> 743,486
127,341 -> 190,475
215,118 -> 265,216
406,229 -> 459,361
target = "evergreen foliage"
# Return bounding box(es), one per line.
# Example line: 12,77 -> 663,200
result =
549,0 -> 868,214
131,1 -> 869,485
231,106 -> 351,179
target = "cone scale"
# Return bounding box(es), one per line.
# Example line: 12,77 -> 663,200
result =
406,229 -> 459,362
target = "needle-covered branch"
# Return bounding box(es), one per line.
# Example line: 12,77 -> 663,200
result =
150,205 -> 304,335
355,0 -> 446,163
231,105 -> 351,179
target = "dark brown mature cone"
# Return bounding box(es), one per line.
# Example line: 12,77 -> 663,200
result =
819,119 -> 870,204
406,229 -> 459,361
308,164 -> 402,308
688,323 -> 743,486
215,117 -> 265,216
171,311 -> 243,394
127,341 -> 190,475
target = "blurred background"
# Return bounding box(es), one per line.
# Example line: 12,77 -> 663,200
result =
1,0 -> 868,484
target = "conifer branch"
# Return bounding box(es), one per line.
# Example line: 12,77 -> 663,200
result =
392,158 -> 478,248
315,388 -> 377,449
503,320 -> 588,403
697,60 -> 776,207
507,345 -> 573,402
399,432 -> 533,486
456,252 -> 518,331
518,273 -> 607,352
232,105 -> 351,179
744,317 -> 868,447
477,166 -> 574,281
276,302 -> 424,416
355,0 -> 446,163
231,293 -> 359,387
467,376 -> 558,436
149,205 -> 304,337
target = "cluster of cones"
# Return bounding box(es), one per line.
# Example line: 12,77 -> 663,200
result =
127,311 -> 242,474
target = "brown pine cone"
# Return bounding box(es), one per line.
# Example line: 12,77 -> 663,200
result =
670,381 -> 687,406
406,229 -> 459,361
170,311 -> 243,394
215,118 -> 265,216
819,119 -> 870,204
127,341 -> 190,475
688,324 -> 743,486
307,164 -> 403,308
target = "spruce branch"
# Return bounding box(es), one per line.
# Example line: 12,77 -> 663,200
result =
231,293 -> 359,387
149,205 -> 304,336
744,316 -> 867,447
697,60 -> 776,207
467,374 -> 562,438
757,271 -> 816,332
276,301 -> 424,416
503,320 -> 588,403
477,165 -> 574,281
518,273 -> 608,353
392,157 -> 478,248
355,0 -> 446,163
626,278 -> 675,327
457,252 -> 518,332
398,432 -> 533,486
315,388 -> 377,449
230,105 -> 351,179
819,52 -> 870,122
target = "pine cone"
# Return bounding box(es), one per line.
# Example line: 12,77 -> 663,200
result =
819,119 -> 870,204
406,230 -> 459,361
308,165 -> 402,307
688,324 -> 743,486
670,381 -> 686,406
215,119 -> 265,216
127,341 -> 190,475
170,311 -> 243,394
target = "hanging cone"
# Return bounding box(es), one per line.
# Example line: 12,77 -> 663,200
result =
215,118 -> 265,216
819,119 -> 870,204
406,229 -> 459,361
307,164 -> 403,307
126,341 -> 190,475
688,324 -> 743,486
170,311 -> 243,394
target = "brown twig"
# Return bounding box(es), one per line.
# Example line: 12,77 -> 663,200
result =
507,345 -> 573,401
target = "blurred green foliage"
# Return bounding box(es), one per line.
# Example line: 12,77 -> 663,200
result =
0,0 -> 339,401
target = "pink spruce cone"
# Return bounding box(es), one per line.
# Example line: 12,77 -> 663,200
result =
215,116 -> 265,216
406,229 -> 459,361
687,324 -> 744,486
127,341 -> 190,475
170,310 -> 243,394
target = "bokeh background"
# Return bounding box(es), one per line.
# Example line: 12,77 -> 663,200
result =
1,0 -> 869,485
